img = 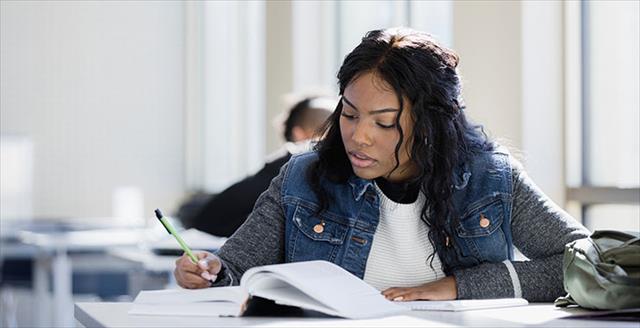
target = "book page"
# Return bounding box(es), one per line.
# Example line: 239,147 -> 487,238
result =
129,286 -> 248,317
133,286 -> 248,305
242,261 -> 408,319
247,273 -> 341,316
400,298 -> 529,311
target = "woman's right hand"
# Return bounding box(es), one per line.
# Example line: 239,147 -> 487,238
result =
174,251 -> 222,289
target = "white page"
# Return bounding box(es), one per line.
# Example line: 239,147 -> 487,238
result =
247,273 -> 340,316
129,286 -> 248,317
133,286 -> 248,305
242,261 -> 408,319
400,298 -> 528,312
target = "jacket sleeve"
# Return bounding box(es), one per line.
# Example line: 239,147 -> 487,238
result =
453,159 -> 590,301
211,163 -> 288,286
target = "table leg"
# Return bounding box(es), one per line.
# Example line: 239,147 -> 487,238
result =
33,254 -> 50,327
52,247 -> 74,327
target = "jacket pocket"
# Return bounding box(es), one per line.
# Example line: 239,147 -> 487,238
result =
454,195 -> 509,263
287,202 -> 350,263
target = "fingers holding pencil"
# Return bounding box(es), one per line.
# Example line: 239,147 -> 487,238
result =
174,251 -> 221,289
197,252 -> 222,282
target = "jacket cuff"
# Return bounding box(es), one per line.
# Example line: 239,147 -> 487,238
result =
453,262 -> 515,299
209,259 -> 236,287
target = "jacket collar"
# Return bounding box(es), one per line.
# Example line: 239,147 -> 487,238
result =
452,161 -> 472,190
347,175 -> 374,201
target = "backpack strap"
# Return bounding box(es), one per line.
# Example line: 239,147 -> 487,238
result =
554,294 -> 578,308
620,237 -> 640,247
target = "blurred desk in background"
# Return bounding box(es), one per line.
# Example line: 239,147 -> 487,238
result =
11,223 -> 143,327
0,222 -> 224,327
109,229 -> 227,286
109,248 -> 177,273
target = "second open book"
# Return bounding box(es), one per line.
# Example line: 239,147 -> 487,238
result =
130,260 -> 527,319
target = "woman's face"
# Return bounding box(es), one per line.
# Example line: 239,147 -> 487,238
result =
340,71 -> 418,182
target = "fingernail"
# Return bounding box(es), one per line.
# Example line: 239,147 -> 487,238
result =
209,275 -> 217,282
201,271 -> 212,280
198,260 -> 208,269
393,296 -> 404,301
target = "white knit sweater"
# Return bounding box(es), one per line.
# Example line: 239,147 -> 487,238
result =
363,183 -> 445,291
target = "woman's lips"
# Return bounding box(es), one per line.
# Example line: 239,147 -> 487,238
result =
348,151 -> 376,168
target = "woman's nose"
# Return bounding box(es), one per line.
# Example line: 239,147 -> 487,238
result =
352,121 -> 372,146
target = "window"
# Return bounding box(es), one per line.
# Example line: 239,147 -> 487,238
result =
184,1 -> 266,192
565,1 -> 640,231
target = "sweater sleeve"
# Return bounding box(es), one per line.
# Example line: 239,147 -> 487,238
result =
211,163 -> 288,286
453,159 -> 590,301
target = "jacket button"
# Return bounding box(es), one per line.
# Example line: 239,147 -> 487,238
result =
313,224 -> 324,233
479,214 -> 490,228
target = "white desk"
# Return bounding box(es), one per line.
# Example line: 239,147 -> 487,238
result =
74,302 -> 637,327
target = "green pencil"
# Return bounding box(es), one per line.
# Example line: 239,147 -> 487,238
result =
154,208 -> 198,263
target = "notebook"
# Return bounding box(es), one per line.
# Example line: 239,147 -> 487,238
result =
400,298 -> 529,311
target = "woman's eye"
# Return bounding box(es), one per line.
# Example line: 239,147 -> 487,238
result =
341,112 -> 357,120
377,122 -> 396,129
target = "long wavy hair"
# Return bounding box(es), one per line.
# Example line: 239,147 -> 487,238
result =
309,28 -> 494,272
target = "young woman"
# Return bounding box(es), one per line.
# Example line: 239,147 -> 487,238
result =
175,28 -> 589,302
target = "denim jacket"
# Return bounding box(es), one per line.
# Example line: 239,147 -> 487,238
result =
281,148 -> 513,278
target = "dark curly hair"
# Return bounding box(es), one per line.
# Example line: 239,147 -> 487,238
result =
309,27 -> 494,272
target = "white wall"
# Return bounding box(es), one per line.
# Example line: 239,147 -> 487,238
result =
452,1 -> 565,204
452,1 -> 523,150
0,2 -> 185,220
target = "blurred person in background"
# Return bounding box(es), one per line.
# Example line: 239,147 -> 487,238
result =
187,96 -> 334,237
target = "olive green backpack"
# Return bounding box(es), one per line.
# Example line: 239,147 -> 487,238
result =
555,230 -> 640,310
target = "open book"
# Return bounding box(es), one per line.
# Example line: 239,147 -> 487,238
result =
130,260 -> 409,319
